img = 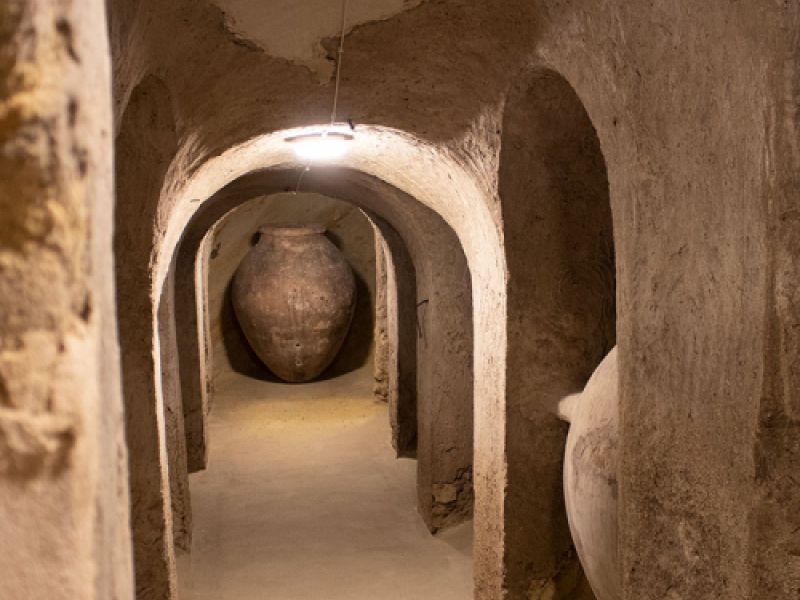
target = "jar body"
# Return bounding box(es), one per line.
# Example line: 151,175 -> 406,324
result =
232,226 -> 356,383
563,347 -> 621,600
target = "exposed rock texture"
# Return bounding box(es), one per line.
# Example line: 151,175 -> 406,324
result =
0,1 -> 132,599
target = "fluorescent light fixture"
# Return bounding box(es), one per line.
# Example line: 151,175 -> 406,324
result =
285,0 -> 354,164
285,125 -> 354,162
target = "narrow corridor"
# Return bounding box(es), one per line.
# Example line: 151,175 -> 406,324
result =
178,367 -> 473,600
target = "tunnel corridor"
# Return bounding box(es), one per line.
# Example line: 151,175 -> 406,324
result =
177,365 -> 472,600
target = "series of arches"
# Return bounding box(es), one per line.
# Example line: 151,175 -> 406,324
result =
171,167 -> 475,537
111,61 -> 620,600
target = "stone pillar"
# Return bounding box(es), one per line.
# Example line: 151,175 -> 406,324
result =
176,234 -> 210,473
158,269 -> 192,553
0,1 -> 133,598
372,220 -> 418,457
373,230 -> 391,404
414,228 -> 474,532
115,74 -> 179,600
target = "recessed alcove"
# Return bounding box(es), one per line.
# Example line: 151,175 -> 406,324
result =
203,193 -> 377,385
499,68 -> 617,598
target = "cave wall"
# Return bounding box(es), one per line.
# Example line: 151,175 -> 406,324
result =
499,68 -> 615,599
203,193 -> 376,386
372,221 -> 418,457
107,1 -> 800,599
115,74 -> 180,599
0,1 -> 133,599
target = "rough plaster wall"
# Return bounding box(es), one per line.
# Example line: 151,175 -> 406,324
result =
499,69 -> 614,599
107,0 -> 800,598
372,219 -> 418,457
179,236 -> 210,474
373,232 -> 391,404
206,193 -> 376,385
172,167 -> 474,537
157,273 -> 192,554
114,75 -> 178,600
750,11 -> 800,595
0,1 -> 133,599
406,211 -> 474,532
212,0 -> 424,78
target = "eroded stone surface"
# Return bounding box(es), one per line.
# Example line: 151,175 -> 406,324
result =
0,1 -> 132,599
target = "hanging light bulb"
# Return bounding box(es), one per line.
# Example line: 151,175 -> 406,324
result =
285,0 -> 353,162
285,124 -> 354,162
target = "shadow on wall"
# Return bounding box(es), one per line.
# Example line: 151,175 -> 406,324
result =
499,66 -> 615,599
219,236 -> 375,382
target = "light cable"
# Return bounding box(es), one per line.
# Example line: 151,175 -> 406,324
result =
330,0 -> 349,125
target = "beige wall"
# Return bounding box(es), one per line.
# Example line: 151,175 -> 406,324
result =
0,1 -> 133,599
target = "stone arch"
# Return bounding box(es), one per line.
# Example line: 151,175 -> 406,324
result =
168,166 -> 474,529
116,126 -> 508,599
193,196 -> 419,458
498,67 -> 617,598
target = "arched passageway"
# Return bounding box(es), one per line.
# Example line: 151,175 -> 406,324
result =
114,121 -> 506,600
176,192 -> 472,599
197,194 -> 419,458
499,68 -> 617,598
179,191 -> 419,475
167,165 -> 474,527
143,163 -> 478,598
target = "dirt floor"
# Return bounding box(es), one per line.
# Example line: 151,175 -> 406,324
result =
177,365 -> 473,600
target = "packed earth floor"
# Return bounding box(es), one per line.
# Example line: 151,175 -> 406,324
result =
177,366 -> 473,600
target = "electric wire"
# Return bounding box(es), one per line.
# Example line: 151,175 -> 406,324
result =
293,0 -> 349,191
330,0 -> 349,125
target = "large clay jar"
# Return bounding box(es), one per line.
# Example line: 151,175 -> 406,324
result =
559,347 -> 621,600
231,225 -> 356,383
